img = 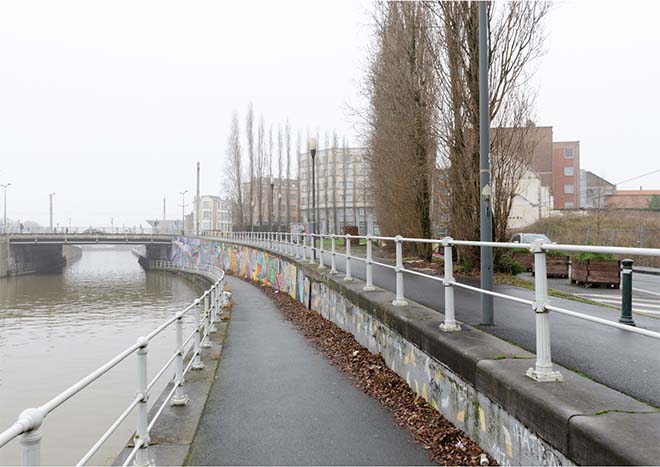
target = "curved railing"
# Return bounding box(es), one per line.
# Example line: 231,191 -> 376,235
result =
211,231 -> 660,384
0,262 -> 226,466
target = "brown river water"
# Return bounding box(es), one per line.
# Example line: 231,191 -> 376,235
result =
0,245 -> 204,465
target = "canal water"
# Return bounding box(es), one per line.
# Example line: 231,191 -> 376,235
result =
0,246 -> 204,465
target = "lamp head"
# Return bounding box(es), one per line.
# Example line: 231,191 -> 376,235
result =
308,137 -> 317,158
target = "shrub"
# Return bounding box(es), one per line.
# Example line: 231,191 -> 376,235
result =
574,251 -> 615,264
495,253 -> 524,275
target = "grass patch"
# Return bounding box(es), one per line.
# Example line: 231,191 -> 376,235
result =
494,273 -> 619,310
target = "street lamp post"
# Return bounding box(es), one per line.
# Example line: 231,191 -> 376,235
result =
270,177 -> 275,230
479,1 -> 494,325
1,183 -> 11,235
309,137 -> 317,260
179,190 -> 188,236
49,193 -> 56,233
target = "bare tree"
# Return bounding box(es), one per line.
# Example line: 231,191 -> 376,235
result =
256,116 -> 265,226
277,124 -> 283,229
323,131 -> 330,234
364,2 -> 437,257
331,131 -> 339,234
285,120 -> 291,227
246,103 -> 255,228
296,129 -> 302,224
225,110 -> 244,225
342,137 -> 348,232
430,1 -> 549,265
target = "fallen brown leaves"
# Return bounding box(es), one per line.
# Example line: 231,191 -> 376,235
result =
256,282 -> 495,466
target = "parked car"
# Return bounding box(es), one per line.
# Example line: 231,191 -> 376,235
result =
510,233 -> 553,244
82,228 -> 105,235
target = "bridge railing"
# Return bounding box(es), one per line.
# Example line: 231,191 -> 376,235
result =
210,230 -> 660,384
7,233 -> 173,244
0,262 -> 227,466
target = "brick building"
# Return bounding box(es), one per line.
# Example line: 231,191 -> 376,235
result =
606,190 -> 660,209
551,141 -> 580,209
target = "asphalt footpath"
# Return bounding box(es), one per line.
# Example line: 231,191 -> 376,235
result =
185,276 -> 432,466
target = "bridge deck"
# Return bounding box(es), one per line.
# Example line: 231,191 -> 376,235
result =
7,234 -> 172,245
186,277 -> 431,466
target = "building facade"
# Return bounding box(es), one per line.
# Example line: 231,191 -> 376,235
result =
193,195 -> 232,233
551,141 -> 580,209
507,169 -> 553,229
298,147 -> 376,235
580,170 -> 616,209
241,177 -> 300,228
606,190 -> 660,209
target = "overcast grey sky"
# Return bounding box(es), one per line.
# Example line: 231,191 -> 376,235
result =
1,0 -> 659,228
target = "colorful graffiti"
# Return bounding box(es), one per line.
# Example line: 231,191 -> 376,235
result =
171,237 -> 304,302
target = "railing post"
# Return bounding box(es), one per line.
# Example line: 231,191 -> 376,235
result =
392,235 -> 408,306
200,291 -> 211,348
209,286 -> 218,332
308,234 -> 315,264
527,240 -> 562,382
318,234 -> 325,269
135,336 -> 152,467
302,233 -> 307,262
171,313 -> 189,406
440,237 -> 460,331
294,232 -> 300,259
18,408 -> 45,466
344,234 -> 352,281
192,299 -> 204,370
330,235 -> 337,274
364,235 -> 375,291
619,259 -> 636,326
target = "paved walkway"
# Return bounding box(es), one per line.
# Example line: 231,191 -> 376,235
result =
186,277 -> 431,466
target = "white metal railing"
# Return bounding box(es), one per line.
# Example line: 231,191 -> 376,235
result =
209,230 -> 660,384
0,261 -> 227,466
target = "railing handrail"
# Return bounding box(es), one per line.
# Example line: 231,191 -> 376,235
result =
0,261 -> 227,466
208,231 -> 660,389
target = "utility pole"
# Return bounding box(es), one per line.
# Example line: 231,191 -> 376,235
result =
49,192 -> 56,234
196,162 -> 201,236
1,183 -> 10,234
179,190 -> 188,236
479,1 -> 494,325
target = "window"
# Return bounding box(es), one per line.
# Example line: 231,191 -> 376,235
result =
203,211 -> 211,219
564,166 -> 574,176
564,148 -> 574,159
564,184 -> 574,194
565,201 -> 575,209
203,201 -> 211,209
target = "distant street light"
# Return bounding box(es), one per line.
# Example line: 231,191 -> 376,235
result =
49,192 -> 56,233
309,137 -> 318,260
1,183 -> 11,235
179,190 -> 188,236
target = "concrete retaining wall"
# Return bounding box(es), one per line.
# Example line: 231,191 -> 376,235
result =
171,237 -> 659,466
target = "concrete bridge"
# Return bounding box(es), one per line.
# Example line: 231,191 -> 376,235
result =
0,233 -> 174,277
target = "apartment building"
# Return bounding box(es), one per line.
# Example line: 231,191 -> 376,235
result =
241,177 -> 300,227
193,195 -> 232,233
298,147 -> 376,235
551,141 -> 580,209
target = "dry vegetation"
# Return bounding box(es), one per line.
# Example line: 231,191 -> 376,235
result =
525,211 -> 660,266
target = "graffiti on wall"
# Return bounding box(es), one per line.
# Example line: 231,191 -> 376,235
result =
172,237 -> 305,302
